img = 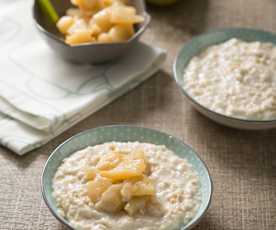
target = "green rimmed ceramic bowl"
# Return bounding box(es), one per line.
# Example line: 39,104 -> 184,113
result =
42,125 -> 212,230
174,28 -> 276,130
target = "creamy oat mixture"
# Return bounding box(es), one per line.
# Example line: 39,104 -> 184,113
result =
52,142 -> 201,230
184,38 -> 276,120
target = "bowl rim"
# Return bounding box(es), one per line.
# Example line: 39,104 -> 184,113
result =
32,0 -> 151,48
173,27 -> 276,124
41,124 -> 213,230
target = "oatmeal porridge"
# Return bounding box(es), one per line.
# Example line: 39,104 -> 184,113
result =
184,38 -> 276,120
52,142 -> 201,230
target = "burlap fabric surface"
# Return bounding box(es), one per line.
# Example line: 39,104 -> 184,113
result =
0,0 -> 275,229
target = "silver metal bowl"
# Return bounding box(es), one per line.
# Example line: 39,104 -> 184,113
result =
33,0 -> 150,64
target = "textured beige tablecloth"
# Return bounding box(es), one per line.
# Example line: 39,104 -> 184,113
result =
1,0 -> 276,229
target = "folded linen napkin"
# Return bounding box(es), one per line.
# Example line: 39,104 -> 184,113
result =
0,0 -> 166,155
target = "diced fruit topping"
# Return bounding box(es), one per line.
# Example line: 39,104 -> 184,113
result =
96,151 -> 125,170
87,176 -> 112,203
124,197 -> 148,216
99,0 -> 113,8
121,177 -> 155,202
84,167 -> 97,181
56,16 -> 74,34
95,184 -> 124,213
99,158 -> 146,182
65,30 -> 94,45
57,0 -> 144,45
91,8 -> 112,33
85,147 -> 162,216
131,150 -> 151,175
73,0 -> 101,12
130,177 -> 156,196
110,4 -> 144,24
108,24 -> 134,42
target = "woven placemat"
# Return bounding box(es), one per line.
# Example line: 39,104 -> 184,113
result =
0,0 -> 276,229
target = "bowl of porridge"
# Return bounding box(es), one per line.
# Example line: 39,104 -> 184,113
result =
42,125 -> 212,230
174,28 -> 276,129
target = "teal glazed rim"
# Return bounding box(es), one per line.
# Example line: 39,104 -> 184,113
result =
42,125 -> 213,230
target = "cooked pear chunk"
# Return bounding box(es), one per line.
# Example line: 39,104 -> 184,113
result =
124,197 -> 147,216
87,176 -> 112,203
96,151 -> 125,170
130,150 -> 151,175
91,8 -> 112,33
121,177 -> 155,201
131,177 -> 156,196
66,8 -> 82,18
59,0 -> 144,45
121,181 -> 133,201
100,158 -> 146,182
110,4 -> 144,24
97,33 -> 113,43
99,0 -> 113,8
95,184 -> 124,213
84,167 -> 97,181
84,146 -> 157,216
108,24 -> 134,42
73,0 -> 101,12
65,30 -> 94,45
56,16 -> 74,34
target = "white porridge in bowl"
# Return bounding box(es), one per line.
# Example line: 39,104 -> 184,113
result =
52,142 -> 201,230
184,38 -> 276,120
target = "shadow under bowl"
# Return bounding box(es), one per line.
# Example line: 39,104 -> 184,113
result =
174,28 -> 276,130
42,125 -> 212,230
33,0 -> 150,64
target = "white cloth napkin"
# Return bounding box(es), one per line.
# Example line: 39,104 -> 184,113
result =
0,0 -> 166,155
